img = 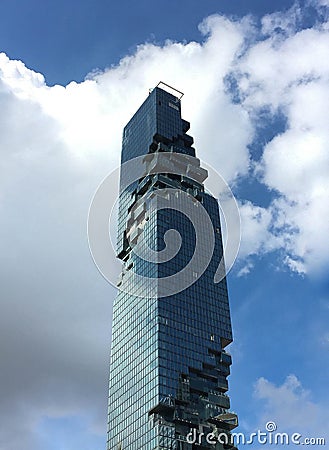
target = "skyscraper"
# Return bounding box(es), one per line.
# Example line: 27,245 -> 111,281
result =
107,83 -> 238,449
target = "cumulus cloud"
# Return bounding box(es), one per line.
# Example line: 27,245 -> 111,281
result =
231,3 -> 329,274
1,1 -> 329,448
254,375 -> 329,442
261,3 -> 303,37
238,201 -> 277,258
0,74 -> 114,450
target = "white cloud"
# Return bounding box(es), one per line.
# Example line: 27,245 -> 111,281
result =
0,15 -> 254,178
238,201 -> 278,258
254,375 -> 329,441
233,3 -> 329,274
237,27 -> 329,110
261,3 -> 302,37
307,0 -> 329,9
237,260 -> 254,277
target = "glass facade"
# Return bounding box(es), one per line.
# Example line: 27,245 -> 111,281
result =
108,86 -> 238,449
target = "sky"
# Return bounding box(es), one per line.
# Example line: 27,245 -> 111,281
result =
0,0 -> 328,449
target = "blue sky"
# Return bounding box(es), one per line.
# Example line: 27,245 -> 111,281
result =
0,0 -> 306,86
0,0 -> 328,449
